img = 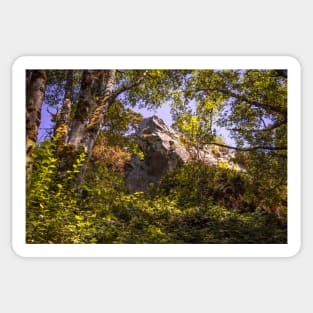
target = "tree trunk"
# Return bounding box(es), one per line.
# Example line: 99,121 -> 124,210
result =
83,70 -> 116,156
68,70 -> 105,148
75,70 -> 116,184
54,70 -> 73,152
26,70 -> 47,156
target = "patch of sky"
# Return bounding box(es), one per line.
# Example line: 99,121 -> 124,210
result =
131,100 -> 235,145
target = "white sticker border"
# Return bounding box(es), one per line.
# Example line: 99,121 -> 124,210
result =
12,56 -> 301,258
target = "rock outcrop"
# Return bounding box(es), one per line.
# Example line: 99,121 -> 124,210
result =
125,116 -> 236,193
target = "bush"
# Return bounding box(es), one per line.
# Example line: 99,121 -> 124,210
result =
26,144 -> 286,244
158,162 -> 258,211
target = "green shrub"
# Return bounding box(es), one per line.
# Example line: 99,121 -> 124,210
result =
26,143 -> 286,244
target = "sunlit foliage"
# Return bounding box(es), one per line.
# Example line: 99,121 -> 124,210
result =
26,69 -> 287,244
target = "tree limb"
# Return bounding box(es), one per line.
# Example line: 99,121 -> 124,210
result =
187,87 -> 287,115
231,118 -> 287,133
111,70 -> 149,100
206,142 -> 287,151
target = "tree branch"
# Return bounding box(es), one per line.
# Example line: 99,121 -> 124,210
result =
206,142 -> 287,151
231,118 -> 287,133
187,87 -> 287,115
111,70 -> 149,100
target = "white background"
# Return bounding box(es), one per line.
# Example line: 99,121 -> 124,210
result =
0,1 -> 310,312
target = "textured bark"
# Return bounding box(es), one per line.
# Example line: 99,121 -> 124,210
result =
68,70 -> 105,148
83,70 -> 116,155
54,70 -> 73,152
26,70 -> 47,156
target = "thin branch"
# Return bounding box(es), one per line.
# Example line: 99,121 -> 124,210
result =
260,117 -> 267,128
186,87 -> 287,115
206,142 -> 287,151
46,106 -> 58,117
231,118 -> 287,133
112,70 -> 149,100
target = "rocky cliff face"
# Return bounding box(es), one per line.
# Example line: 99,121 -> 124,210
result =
125,116 -> 236,193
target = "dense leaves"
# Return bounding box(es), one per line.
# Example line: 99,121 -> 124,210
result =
26,69 -> 287,244
26,142 -> 286,244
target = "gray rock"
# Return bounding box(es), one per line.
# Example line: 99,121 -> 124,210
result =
125,115 -> 236,193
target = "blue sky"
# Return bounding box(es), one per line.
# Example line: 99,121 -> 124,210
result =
39,98 -> 234,145
132,102 -> 173,126
39,101 -> 173,141
132,102 -> 234,145
38,73 -> 235,145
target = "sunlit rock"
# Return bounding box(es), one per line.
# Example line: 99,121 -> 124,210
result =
125,116 -> 236,192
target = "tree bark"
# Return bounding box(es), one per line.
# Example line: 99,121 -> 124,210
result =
68,70 -> 105,148
26,70 -> 47,156
54,70 -> 73,152
83,70 -> 116,156
72,70 -> 116,185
